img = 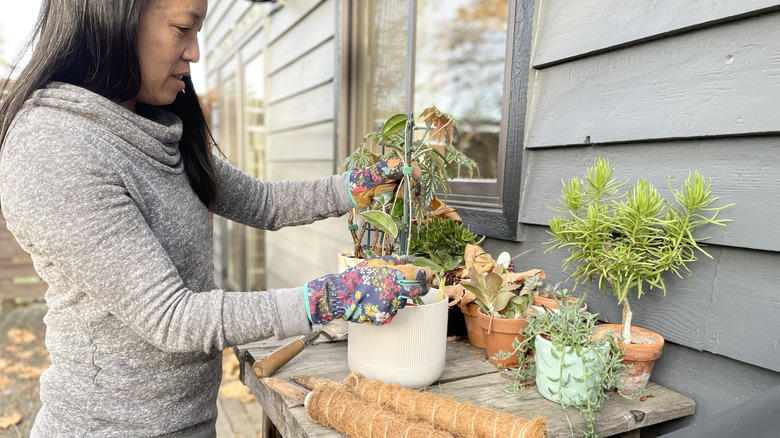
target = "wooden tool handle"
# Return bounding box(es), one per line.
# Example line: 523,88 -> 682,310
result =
252,339 -> 305,378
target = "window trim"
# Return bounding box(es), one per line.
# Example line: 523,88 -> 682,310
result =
338,0 -> 534,241
449,0 -> 533,241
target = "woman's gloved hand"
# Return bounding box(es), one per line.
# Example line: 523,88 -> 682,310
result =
348,159 -> 422,209
303,256 -> 432,325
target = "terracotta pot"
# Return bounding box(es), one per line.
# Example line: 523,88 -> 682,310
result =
462,303 -> 486,348
475,307 -> 528,367
594,324 -> 664,395
531,295 -> 588,314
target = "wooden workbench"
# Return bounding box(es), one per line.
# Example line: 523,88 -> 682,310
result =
235,333 -> 694,438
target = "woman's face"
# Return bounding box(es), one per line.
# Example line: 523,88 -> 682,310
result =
123,0 -> 207,111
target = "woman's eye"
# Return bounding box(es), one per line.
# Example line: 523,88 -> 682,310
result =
177,27 -> 190,33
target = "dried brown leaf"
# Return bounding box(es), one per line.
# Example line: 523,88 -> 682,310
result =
463,244 -> 495,274
7,328 -> 36,345
219,381 -> 256,403
0,412 -> 23,429
501,269 -> 546,286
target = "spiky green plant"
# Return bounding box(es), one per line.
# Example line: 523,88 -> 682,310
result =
546,156 -> 733,342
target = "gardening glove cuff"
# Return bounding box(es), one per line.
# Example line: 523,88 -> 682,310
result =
348,159 -> 421,209
303,257 -> 431,325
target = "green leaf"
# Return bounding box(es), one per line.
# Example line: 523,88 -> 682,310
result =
360,210 -> 398,238
413,257 -> 444,271
374,190 -> 394,206
382,114 -> 408,137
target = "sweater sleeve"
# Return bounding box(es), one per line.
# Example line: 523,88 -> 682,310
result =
209,154 -> 354,230
0,118 -> 310,354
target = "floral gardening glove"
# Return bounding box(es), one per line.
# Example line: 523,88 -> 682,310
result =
303,256 -> 432,325
348,159 -> 422,209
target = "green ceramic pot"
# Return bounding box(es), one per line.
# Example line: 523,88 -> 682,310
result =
534,334 -> 609,407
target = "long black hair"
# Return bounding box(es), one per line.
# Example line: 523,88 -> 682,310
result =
0,0 -> 218,206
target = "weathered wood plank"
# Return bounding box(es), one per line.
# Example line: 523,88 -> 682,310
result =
526,11 -> 780,148
268,1 -> 334,74
267,83 -> 333,133
218,396 -> 260,438
269,39 -> 334,103
705,248 -> 780,372
266,122 -> 335,162
533,0 -> 780,67
519,141 -> 780,252
267,0 -> 323,44
238,338 -> 694,438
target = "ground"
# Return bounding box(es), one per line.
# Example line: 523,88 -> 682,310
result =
0,301 -> 264,438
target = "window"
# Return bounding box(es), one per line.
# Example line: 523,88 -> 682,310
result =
345,0 -> 532,240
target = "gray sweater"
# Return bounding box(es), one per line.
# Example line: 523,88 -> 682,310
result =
0,82 -> 353,437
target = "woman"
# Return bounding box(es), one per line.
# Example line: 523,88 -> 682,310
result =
0,0 -> 429,436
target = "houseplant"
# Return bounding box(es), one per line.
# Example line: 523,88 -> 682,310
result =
343,108 -> 478,387
460,264 -> 534,367
342,107 -> 478,259
505,297 -> 628,438
546,156 -> 732,393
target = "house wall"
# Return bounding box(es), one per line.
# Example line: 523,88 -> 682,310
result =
486,0 -> 780,432
204,0 -> 352,291
204,0 -> 780,433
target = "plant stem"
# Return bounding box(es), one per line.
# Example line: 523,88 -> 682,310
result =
621,298 -> 633,344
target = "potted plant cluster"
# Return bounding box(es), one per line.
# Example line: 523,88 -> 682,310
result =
503,297 -> 629,438
342,108 -> 481,387
546,156 -> 732,394
439,244 -> 545,367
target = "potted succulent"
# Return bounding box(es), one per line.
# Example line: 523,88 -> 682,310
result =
460,263 -> 536,367
546,156 -> 732,394
505,297 -> 628,437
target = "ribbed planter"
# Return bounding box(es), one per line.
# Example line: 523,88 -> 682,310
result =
347,289 -> 448,387
534,334 -> 610,406
593,324 -> 664,395
475,308 -> 528,367
462,303 -> 486,348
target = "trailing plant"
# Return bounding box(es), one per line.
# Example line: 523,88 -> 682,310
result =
343,107 -> 479,258
546,156 -> 732,343
501,297 -> 629,438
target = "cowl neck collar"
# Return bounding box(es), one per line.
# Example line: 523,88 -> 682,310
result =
28,82 -> 183,169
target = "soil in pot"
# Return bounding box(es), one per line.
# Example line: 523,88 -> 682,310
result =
462,303 -> 486,349
475,307 -> 528,367
594,324 -> 664,395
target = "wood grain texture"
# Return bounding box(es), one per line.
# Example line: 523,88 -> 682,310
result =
267,122 -> 335,162
526,10 -> 780,148
236,337 -> 694,437
268,39 -> 335,104
646,342 -> 780,434
519,141 -> 780,252
267,83 -> 334,133
533,0 -> 780,67
268,1 -> 335,74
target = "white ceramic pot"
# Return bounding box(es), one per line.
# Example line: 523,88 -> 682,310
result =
347,289 -> 448,387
